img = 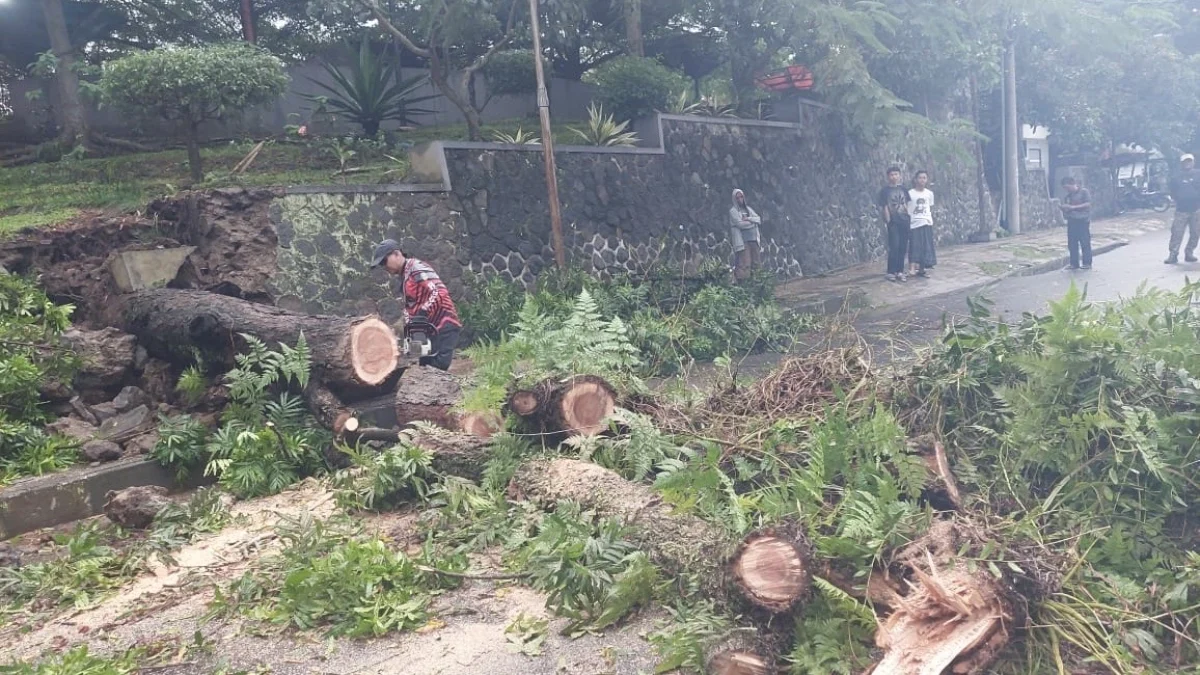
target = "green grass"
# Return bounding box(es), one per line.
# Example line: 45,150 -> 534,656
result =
0,118 -> 596,236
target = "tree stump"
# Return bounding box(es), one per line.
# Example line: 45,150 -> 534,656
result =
730,527 -> 813,614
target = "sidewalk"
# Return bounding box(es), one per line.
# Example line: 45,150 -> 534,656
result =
776,212 -> 1172,315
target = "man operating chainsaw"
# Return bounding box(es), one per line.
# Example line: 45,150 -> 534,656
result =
371,239 -> 461,371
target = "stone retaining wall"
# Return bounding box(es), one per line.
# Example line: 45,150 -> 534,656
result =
267,111 -> 1064,319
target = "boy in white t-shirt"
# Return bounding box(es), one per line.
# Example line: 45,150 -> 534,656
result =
907,170 -> 937,277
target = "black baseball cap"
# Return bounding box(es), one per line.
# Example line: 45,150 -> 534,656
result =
371,239 -> 402,267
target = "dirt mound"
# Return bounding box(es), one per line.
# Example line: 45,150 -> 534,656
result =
0,187 -> 280,327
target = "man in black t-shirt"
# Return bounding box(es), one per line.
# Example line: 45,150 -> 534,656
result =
876,166 -> 912,281
1060,176 -> 1093,269
1167,153 -> 1200,264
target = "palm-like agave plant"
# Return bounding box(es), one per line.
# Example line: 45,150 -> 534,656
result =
667,90 -> 738,118
492,128 -> 542,144
569,103 -> 640,147
307,38 -> 440,137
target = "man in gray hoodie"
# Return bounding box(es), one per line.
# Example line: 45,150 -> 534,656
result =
729,188 -> 762,279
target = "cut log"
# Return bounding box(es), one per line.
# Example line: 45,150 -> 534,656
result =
509,458 -> 810,614
508,389 -> 542,417
730,526 -> 812,614
117,289 -> 399,394
309,384 -> 355,433
395,365 -> 462,430
545,375 -> 617,438
457,411 -> 503,438
344,427 -> 495,481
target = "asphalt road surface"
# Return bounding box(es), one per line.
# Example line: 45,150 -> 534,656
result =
861,226 -> 1197,349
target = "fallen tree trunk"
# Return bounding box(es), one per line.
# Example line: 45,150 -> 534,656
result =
707,633 -> 775,675
509,376 -> 617,440
343,426 -> 495,481
395,365 -> 462,430
508,458 -> 811,615
117,289 -> 399,395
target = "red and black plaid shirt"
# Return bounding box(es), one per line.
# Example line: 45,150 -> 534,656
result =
397,258 -> 461,332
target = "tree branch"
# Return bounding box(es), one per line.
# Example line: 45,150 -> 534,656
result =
361,0 -> 432,58
463,0 -> 522,77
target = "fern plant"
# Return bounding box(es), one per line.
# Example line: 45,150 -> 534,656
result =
461,289 -> 643,413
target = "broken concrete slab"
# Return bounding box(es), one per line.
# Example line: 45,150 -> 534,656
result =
108,246 -> 196,293
96,404 -> 152,444
0,458 -> 179,539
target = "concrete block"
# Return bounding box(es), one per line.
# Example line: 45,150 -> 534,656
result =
0,459 -> 178,539
109,247 -> 195,293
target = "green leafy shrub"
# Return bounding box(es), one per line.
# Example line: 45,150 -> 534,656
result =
307,38 -> 438,137
0,275 -> 76,422
583,56 -> 690,122
481,50 -> 539,99
0,421 -> 78,484
459,263 -> 813,377
0,645 -> 142,675
100,43 -> 289,182
462,289 -> 642,413
215,518 -> 458,637
0,522 -> 134,612
333,440 -> 433,511
150,335 -> 333,499
507,503 -> 658,635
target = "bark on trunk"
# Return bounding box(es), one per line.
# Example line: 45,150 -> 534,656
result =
508,458 -> 811,614
624,0 -> 644,57
510,458 -> 734,588
185,125 -> 204,183
39,0 -> 89,147
395,365 -> 462,430
344,427 -> 495,481
117,289 -> 399,396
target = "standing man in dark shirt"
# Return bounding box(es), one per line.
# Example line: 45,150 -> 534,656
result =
1167,153 -> 1200,264
371,239 -> 462,371
876,166 -> 912,282
1060,177 -> 1093,270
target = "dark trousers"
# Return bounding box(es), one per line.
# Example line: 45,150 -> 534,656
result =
420,325 -> 460,371
886,221 -> 910,275
1067,219 -> 1092,268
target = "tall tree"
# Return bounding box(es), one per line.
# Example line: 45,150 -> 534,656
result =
623,0 -> 643,56
341,0 -> 524,140
38,0 -> 89,146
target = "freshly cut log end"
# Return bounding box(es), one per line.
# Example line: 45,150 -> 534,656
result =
552,375 -> 617,437
731,529 -> 812,613
458,412 -> 502,438
342,416 -> 360,433
349,318 -> 400,386
509,390 -> 541,417
708,650 -> 771,675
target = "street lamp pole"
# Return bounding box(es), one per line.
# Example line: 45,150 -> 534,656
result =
528,0 -> 567,270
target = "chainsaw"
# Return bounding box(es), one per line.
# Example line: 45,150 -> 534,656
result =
401,317 -> 435,365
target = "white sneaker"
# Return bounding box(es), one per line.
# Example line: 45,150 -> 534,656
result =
885,274 -> 897,282
897,273 -> 908,282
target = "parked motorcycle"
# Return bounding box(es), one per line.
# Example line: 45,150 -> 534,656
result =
1117,187 -> 1173,213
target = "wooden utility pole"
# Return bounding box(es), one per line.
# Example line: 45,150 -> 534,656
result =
1003,37 -> 1021,234
528,0 -> 567,269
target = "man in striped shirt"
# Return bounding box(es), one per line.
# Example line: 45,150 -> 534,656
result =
371,239 -> 462,371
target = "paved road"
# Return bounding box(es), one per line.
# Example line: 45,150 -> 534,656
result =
860,226 -> 1196,348
692,225 -> 1195,385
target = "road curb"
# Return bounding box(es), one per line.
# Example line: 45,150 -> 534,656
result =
0,458 -> 185,539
